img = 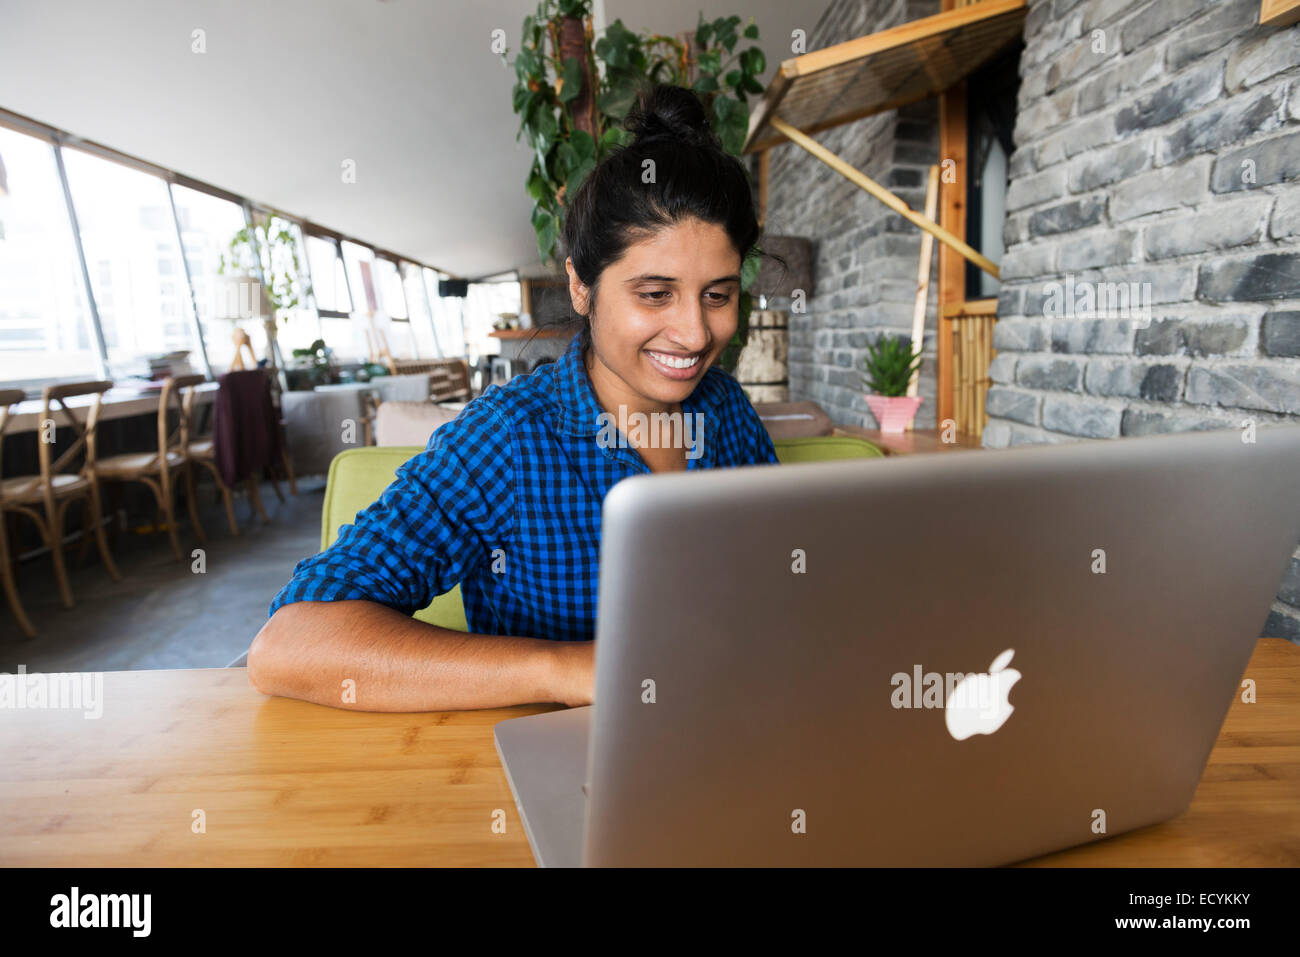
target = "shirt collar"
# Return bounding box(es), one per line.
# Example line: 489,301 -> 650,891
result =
552,331 -> 720,468
554,330 -> 605,437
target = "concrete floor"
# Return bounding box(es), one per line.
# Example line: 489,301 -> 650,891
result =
0,476 -> 325,674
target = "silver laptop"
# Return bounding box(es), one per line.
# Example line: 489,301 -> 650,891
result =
495,424 -> 1300,866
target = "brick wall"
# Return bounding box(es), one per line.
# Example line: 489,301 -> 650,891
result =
763,0 -> 943,427
991,0 -> 1300,640
762,0 -> 1300,639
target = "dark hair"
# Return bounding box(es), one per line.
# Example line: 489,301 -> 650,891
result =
529,83 -> 767,355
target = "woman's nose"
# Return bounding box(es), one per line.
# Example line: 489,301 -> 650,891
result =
663,302 -> 711,351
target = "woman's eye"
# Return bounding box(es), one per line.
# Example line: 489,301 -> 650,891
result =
640,291 -> 671,302
706,292 -> 732,305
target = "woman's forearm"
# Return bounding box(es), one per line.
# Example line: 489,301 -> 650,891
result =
247,599 -> 585,711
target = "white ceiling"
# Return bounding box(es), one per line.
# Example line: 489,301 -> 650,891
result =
0,0 -> 830,279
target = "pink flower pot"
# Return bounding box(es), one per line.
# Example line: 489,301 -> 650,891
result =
866,394 -> 923,433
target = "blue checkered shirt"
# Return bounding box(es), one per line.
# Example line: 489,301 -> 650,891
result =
268,332 -> 780,640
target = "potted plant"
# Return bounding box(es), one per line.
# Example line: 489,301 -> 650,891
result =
862,336 -> 924,433
504,2 -> 767,371
217,211 -> 310,376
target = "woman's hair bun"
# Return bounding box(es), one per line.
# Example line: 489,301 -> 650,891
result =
623,84 -> 720,149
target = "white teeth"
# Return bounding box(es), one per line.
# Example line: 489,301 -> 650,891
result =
648,351 -> 700,369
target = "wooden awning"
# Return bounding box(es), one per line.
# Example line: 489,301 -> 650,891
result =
743,0 -> 1027,154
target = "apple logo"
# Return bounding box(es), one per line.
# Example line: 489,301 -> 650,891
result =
945,649 -> 1021,741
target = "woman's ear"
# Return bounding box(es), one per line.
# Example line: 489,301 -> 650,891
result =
565,257 -> 590,316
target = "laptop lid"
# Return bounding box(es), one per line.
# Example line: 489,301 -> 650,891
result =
582,425 -> 1300,866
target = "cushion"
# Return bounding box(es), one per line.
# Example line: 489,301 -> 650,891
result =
374,401 -> 461,447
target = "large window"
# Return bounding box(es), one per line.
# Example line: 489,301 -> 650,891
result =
0,114 -> 457,389
340,240 -> 380,361
373,256 -> 416,358
305,234 -> 351,315
261,217 -> 319,359
0,127 -> 100,384
424,268 -> 466,358
402,261 -> 440,358
171,183 -> 245,374
62,148 -> 198,379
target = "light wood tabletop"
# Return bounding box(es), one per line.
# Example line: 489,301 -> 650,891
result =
1,639 -> 1296,867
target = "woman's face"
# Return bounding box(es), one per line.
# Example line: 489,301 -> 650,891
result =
566,216 -> 742,413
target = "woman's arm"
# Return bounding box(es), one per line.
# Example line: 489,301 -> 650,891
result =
247,599 -> 595,711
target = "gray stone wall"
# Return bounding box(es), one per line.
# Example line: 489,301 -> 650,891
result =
763,0 -> 943,427
762,0 -> 1300,640
992,0 -> 1300,640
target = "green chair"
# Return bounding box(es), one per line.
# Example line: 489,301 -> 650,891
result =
319,434 -> 883,633
321,446 -> 469,631
772,434 -> 885,463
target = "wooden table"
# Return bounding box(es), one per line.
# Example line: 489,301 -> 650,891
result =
5,382 -> 218,434
1,639 -> 1296,867
833,424 -> 984,455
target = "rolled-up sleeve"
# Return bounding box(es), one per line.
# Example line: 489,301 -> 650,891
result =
268,401 -> 516,617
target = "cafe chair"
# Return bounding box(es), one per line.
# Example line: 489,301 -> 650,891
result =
94,374 -> 207,560
0,381 -> 122,621
0,389 -> 37,637
181,381 -> 240,537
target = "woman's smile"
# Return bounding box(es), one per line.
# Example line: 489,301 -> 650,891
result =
644,348 -> 705,380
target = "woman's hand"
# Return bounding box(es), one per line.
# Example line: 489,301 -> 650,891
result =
548,640 -> 596,707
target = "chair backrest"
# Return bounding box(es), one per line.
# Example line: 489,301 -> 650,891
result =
317,435 -> 882,635
372,400 -> 459,447
0,389 -> 28,498
158,374 -> 207,462
38,381 -> 113,489
772,435 -> 884,463
322,446 -> 468,631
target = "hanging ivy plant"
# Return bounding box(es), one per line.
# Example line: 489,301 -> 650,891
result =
504,2 -> 767,370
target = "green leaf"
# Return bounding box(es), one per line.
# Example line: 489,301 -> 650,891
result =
569,128 -> 596,161
565,157 -> 596,202
559,56 -> 583,103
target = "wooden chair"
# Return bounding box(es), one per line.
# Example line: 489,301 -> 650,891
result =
94,375 -> 207,560
225,335 -> 298,501
0,389 -> 37,637
181,382 -> 240,536
0,381 -> 121,615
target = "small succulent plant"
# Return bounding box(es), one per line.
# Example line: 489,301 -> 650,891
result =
861,335 -> 923,397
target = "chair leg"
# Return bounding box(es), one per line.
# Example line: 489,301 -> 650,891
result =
245,476 -> 269,523
220,480 -> 239,537
87,482 -> 122,582
144,477 -> 182,561
280,444 -> 299,495
184,463 -> 207,545
48,499 -> 74,609
0,515 -> 36,639
268,470 -> 286,504
198,460 -> 238,536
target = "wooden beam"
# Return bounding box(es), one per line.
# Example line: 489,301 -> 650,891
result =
937,77 -> 967,429
906,164 -> 940,401
1260,0 -> 1300,27
941,297 -> 997,318
767,115 -> 999,278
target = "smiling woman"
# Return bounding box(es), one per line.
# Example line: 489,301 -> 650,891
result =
248,84 -> 784,713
